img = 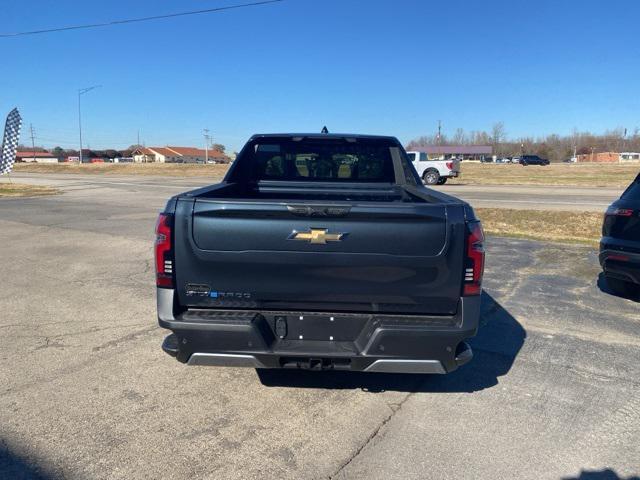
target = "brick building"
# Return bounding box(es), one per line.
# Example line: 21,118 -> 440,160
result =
577,152 -> 640,163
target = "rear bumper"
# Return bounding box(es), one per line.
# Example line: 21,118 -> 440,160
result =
157,288 -> 481,374
600,245 -> 640,285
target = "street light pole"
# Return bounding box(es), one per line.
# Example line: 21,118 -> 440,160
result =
78,94 -> 83,164
203,128 -> 210,164
78,85 -> 101,164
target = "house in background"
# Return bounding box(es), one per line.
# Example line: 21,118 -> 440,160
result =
132,147 -> 181,163
166,146 -> 229,163
132,146 -> 229,164
620,152 -> 640,162
16,151 -> 58,163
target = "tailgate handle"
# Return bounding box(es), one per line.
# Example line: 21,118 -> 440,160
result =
286,205 -> 351,217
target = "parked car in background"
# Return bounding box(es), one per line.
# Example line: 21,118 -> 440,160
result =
406,151 -> 460,185
497,157 -> 511,164
563,157 -> 578,163
600,173 -> 640,299
511,157 -> 520,164
519,155 -> 550,166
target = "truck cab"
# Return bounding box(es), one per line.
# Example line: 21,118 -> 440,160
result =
405,151 -> 461,185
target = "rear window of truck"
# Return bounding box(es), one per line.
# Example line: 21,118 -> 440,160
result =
246,138 -> 397,182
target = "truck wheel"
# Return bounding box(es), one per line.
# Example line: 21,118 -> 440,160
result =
606,277 -> 640,299
437,178 -> 448,185
423,169 -> 440,185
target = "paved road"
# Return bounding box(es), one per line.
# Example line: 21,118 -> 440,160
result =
10,172 -> 624,211
0,176 -> 638,480
440,184 -> 622,211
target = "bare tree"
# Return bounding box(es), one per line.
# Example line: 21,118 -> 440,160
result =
452,128 -> 467,145
406,135 -> 442,150
491,122 -> 506,144
470,130 -> 491,145
491,122 -> 506,156
407,126 -> 640,162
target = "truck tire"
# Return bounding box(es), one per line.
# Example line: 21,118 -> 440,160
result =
606,276 -> 640,299
437,178 -> 448,185
423,169 -> 440,185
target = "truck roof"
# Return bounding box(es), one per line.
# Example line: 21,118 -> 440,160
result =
248,133 -> 399,141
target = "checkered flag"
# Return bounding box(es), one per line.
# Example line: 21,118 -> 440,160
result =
0,108 -> 22,175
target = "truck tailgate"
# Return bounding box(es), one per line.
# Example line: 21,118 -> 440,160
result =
174,198 -> 466,315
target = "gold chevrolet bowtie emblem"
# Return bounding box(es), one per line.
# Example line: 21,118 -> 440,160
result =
288,228 -> 346,244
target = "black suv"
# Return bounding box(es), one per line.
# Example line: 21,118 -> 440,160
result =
600,173 -> 640,298
519,155 -> 550,166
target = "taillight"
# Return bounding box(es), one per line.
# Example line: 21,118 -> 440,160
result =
605,206 -> 633,217
155,213 -> 174,288
446,161 -> 454,170
463,221 -> 485,296
606,253 -> 630,262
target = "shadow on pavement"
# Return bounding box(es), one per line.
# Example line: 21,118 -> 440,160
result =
257,291 -> 525,393
0,444 -> 54,480
597,273 -> 640,303
562,469 -> 640,480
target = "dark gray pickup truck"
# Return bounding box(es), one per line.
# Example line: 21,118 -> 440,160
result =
156,133 -> 484,374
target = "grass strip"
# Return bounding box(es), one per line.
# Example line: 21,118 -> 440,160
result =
476,208 -> 602,246
449,163 -> 638,188
13,162 -> 229,179
0,183 -> 60,197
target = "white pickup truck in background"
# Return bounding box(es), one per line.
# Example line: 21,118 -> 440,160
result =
406,151 -> 461,185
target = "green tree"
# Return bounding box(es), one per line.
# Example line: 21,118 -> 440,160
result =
51,146 -> 65,159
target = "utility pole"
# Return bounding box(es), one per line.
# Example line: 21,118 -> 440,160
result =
137,130 -> 140,147
203,128 -> 210,164
78,85 -> 101,164
29,124 -> 36,163
437,120 -> 442,145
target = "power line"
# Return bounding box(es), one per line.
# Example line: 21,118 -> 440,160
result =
0,0 -> 284,38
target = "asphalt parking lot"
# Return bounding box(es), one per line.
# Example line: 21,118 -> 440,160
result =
0,175 -> 638,480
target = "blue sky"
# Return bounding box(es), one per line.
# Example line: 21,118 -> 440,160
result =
1,0 -> 639,152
